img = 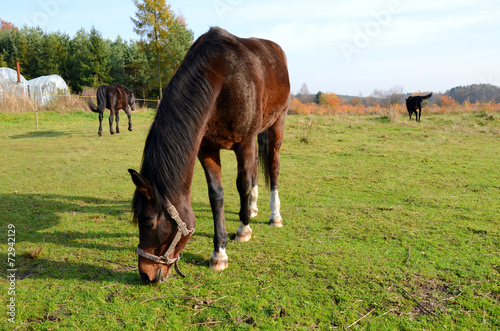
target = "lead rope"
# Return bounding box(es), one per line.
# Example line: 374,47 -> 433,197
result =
174,254 -> 187,278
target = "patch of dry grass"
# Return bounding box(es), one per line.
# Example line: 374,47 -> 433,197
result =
0,91 -> 35,113
0,87 -> 155,114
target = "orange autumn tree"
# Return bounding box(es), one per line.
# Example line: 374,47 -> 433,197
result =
0,18 -> 17,31
318,92 -> 342,112
438,95 -> 456,107
289,97 -> 309,114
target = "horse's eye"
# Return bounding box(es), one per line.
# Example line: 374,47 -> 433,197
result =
141,216 -> 156,230
143,222 -> 155,230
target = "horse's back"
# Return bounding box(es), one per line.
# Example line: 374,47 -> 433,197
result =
200,28 -> 290,149
96,84 -> 130,110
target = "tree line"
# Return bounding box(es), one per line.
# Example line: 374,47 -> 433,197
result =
0,11 -> 193,100
295,83 -> 500,108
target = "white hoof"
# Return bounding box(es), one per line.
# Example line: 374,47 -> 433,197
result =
236,222 -> 252,242
269,218 -> 283,227
250,208 -> 258,218
209,249 -> 228,271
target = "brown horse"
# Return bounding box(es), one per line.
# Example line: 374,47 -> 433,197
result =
128,27 -> 290,283
88,84 -> 135,136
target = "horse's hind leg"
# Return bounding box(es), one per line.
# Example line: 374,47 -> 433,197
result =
234,140 -> 258,242
267,113 -> 286,227
98,112 -> 104,136
198,147 -> 229,271
115,110 -> 120,133
109,109 -> 115,135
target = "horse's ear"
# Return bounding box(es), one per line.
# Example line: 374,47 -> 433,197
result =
128,169 -> 154,200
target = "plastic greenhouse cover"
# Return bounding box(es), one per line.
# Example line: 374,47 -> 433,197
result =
0,68 -> 69,105
26,75 -> 69,105
0,67 -> 27,84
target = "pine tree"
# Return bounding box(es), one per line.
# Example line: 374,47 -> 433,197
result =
88,26 -> 111,86
131,0 -> 176,98
0,52 -> 7,67
162,18 -> 194,78
67,29 -> 93,91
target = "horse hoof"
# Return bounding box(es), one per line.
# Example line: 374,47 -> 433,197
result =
110,132 -> 115,135
250,208 -> 258,218
269,219 -> 283,228
128,127 -> 132,131
209,259 -> 228,271
98,131 -> 102,137
235,232 -> 252,242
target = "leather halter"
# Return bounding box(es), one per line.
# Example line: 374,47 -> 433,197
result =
136,198 -> 195,278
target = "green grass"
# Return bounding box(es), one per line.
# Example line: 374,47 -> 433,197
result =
0,110 -> 499,330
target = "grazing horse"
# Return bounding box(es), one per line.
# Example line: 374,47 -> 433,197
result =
128,27 -> 290,283
406,93 -> 432,122
88,84 -> 136,136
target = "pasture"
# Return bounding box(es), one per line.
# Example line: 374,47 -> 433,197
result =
0,110 -> 499,330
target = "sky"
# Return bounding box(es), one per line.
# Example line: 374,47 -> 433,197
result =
2,0 -> 500,96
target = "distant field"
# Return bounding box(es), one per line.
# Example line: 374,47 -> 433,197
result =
0,110 -> 498,330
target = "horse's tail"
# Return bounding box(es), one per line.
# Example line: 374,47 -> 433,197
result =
258,130 -> 271,188
422,93 -> 432,100
88,97 -> 100,113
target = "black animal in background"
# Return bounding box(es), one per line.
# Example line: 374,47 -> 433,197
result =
405,93 -> 432,122
88,84 -> 136,136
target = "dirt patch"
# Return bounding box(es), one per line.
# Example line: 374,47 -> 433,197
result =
395,275 -> 465,318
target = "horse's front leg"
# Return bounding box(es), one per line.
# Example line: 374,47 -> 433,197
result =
234,141 -> 257,242
124,107 -> 132,131
248,144 -> 259,218
198,147 -> 229,271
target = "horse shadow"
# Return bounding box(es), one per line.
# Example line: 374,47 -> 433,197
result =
1,193 -> 208,283
0,193 -> 129,233
10,130 -> 73,139
12,251 -> 207,285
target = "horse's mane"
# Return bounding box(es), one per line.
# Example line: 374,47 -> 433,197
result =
133,27 -> 230,217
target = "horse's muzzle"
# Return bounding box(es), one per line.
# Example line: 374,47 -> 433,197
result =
140,266 -> 169,283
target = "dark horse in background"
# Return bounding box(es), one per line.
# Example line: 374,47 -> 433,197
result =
128,27 -> 290,283
406,93 -> 432,122
88,84 -> 135,136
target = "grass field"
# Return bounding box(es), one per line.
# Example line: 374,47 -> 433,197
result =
0,110 -> 499,330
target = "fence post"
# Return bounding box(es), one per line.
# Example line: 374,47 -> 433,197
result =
34,92 -> 38,130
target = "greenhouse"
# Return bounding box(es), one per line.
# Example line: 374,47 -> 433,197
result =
0,67 -> 69,105
26,74 -> 69,105
0,67 -> 27,94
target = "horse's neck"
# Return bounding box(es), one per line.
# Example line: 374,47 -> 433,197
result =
149,59 -> 218,198
148,106 -> 210,199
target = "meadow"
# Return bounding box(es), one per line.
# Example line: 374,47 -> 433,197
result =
0,109 -> 498,330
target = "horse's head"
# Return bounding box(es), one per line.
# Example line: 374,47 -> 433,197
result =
129,94 -> 136,111
128,169 -> 195,283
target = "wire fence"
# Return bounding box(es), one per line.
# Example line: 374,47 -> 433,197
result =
0,88 -> 161,113
0,88 -> 161,130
